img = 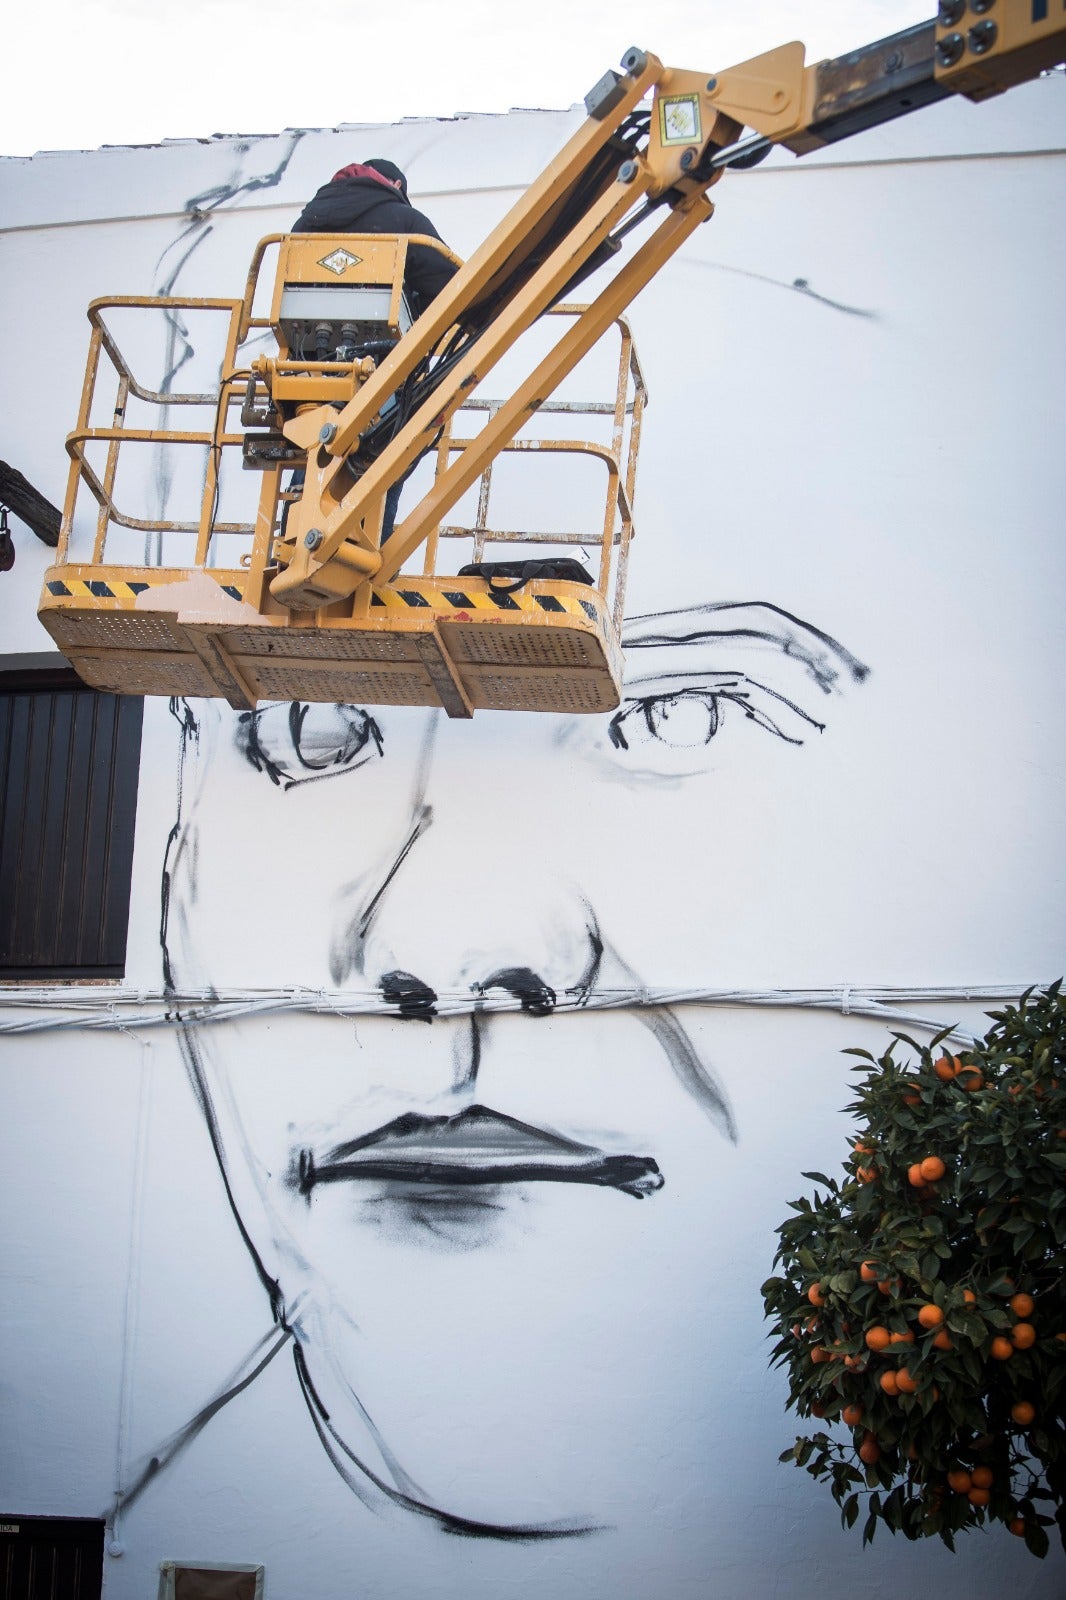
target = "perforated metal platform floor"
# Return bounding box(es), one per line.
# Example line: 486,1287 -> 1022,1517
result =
39,567 -> 625,717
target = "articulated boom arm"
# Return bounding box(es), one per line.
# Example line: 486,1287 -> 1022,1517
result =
272,3 -> 1065,613
39,3 -> 1064,717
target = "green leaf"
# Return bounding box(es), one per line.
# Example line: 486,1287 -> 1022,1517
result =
862,1512 -> 877,1547
1023,1522 -> 1049,1559
801,1171 -> 832,1187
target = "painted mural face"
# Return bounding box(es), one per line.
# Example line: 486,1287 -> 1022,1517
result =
160,600 -> 869,1538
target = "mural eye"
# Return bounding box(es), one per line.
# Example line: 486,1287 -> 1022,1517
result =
237,702 -> 384,789
609,690 -> 720,752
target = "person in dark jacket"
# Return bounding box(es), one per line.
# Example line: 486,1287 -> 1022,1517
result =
289,158 -> 460,545
293,157 -> 458,318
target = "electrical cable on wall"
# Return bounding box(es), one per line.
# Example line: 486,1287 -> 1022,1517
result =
0,983 -> 1037,1046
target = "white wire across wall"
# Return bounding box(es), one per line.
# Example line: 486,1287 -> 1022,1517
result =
0,983 -> 1039,1046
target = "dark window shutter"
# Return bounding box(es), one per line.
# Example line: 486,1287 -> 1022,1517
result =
0,1517 -> 104,1600
0,675 -> 143,978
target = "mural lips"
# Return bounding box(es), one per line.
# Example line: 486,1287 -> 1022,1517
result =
294,1103 -> 664,1199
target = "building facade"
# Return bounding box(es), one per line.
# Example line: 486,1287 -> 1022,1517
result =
1,75 -> 1064,1599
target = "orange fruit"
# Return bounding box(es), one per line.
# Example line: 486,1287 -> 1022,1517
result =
807,1283 -> 825,1307
1011,1401 -> 1036,1426
963,1289 -> 977,1305
947,1468 -> 972,1494
971,1466 -> 994,1489
856,1166 -> 877,1184
811,1346 -> 830,1364
967,1487 -> 991,1507
1010,1322 -> 1036,1350
932,1329 -> 953,1351
990,1336 -> 1014,1361
858,1438 -> 880,1465
810,1400 -> 826,1418
934,1055 -> 960,1082
865,1326 -> 891,1352
853,1141 -> 874,1156
907,1163 -> 925,1188
877,1279 -> 899,1296
842,1402 -> 864,1426
1009,1517 -> 1026,1537
895,1367 -> 918,1394
901,1083 -> 921,1107
880,1370 -> 900,1396
888,1330 -> 915,1345
918,1304 -> 944,1329
957,1066 -> 984,1091
860,1261 -> 879,1283
919,1156 -> 946,1182
1010,1293 -> 1035,1318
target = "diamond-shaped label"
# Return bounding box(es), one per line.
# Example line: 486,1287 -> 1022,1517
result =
659,94 -> 701,146
318,248 -> 362,275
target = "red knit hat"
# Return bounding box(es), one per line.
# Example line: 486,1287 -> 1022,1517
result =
330,160 -> 408,198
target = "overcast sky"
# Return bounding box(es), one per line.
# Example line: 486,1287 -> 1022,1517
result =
4,1 -> 931,158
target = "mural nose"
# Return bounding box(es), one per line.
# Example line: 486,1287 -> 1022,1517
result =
329,784 -> 602,1005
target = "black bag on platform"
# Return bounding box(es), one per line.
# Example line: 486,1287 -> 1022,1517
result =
456,558 -> 594,597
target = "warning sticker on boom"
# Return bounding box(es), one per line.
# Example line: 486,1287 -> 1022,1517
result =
659,94 -> 702,146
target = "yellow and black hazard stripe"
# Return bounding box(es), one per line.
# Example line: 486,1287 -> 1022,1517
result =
46,577 -> 245,603
372,584 -> 601,624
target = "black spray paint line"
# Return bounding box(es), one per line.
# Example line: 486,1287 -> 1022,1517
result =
162,699 -> 286,1319
623,601 -> 870,692
456,1014 -> 481,1091
237,702 -> 384,789
328,710 -> 440,986
596,932 -> 738,1145
109,1324 -> 292,1520
293,1343 -> 603,1543
146,133 -> 305,561
159,698 -> 199,992
683,257 -> 879,319
609,674 -> 827,751
295,1104 -> 664,1200
568,913 -> 605,1003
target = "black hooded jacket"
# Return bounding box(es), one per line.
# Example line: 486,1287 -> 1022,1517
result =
293,171 -> 459,317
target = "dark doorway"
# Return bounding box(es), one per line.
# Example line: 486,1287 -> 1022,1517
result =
0,1517 -> 104,1600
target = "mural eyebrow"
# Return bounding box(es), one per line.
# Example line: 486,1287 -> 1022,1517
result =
623,601 -> 871,688
475,968 -> 557,1017
380,969 -> 438,1022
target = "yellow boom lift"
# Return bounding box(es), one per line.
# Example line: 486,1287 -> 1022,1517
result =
38,3 -> 1066,716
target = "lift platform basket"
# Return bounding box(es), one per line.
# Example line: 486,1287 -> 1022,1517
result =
39,234 -> 646,717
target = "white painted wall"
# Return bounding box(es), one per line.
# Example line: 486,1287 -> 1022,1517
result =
1,76 -> 1064,1599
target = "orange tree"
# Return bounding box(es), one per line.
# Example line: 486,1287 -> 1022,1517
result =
762,984 -> 1066,1558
